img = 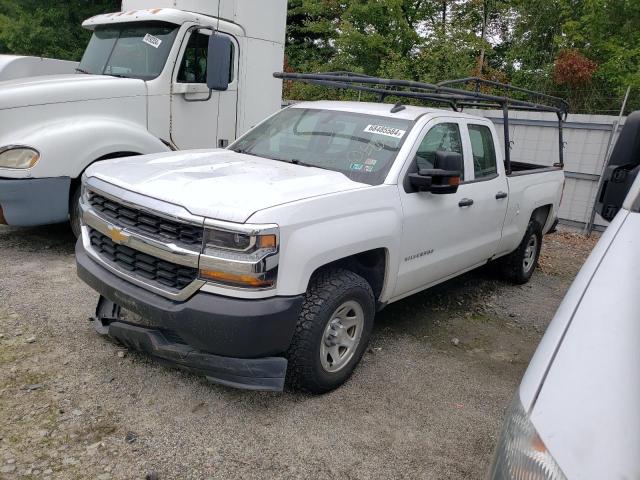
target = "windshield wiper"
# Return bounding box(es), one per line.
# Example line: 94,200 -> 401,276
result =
290,159 -> 330,171
75,68 -> 91,74
234,148 -> 259,158
234,150 -> 330,171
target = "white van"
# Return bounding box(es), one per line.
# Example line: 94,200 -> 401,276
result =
488,111 -> 640,480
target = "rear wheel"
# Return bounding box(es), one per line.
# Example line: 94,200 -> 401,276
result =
498,220 -> 542,284
69,184 -> 82,239
286,269 -> 375,394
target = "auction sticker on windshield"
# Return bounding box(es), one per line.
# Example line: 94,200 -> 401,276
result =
364,124 -> 406,139
143,33 -> 162,49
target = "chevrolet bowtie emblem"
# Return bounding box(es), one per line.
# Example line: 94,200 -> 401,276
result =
107,225 -> 129,244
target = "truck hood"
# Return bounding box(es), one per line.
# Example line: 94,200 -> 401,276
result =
86,150 -> 370,223
0,74 -> 146,110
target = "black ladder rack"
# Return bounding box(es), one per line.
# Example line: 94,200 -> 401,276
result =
274,71 -> 569,174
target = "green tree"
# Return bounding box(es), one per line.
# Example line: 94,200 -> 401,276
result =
0,0 -> 120,60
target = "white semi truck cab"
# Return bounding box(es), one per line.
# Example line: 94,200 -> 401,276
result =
0,0 -> 286,235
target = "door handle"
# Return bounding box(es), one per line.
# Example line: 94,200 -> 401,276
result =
458,198 -> 474,207
495,191 -> 508,199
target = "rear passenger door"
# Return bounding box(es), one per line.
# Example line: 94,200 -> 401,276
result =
457,121 -> 509,262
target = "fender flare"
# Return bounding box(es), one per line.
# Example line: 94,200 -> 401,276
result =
12,117 -> 170,179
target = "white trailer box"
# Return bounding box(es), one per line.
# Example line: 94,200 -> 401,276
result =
120,0 -> 286,43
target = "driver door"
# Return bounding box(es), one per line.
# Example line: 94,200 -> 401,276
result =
394,119 -> 481,299
170,29 -> 238,149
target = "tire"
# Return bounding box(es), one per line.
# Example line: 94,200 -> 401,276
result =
69,184 -> 82,239
498,220 -> 543,284
286,268 -> 375,394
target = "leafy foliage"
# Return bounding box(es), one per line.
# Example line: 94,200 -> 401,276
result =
0,1 -> 119,60
284,0 -> 639,113
554,49 -> 598,88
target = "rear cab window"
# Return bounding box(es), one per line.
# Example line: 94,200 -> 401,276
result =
468,124 -> 498,179
229,108 -> 413,186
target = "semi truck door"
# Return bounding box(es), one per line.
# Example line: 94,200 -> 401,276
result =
170,29 -> 238,149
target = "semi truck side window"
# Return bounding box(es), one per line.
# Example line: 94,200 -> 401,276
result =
178,32 -> 235,84
415,123 -> 463,178
469,124 -> 497,178
178,32 -> 208,83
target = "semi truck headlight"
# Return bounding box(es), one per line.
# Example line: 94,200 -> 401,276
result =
199,224 -> 279,289
488,395 -> 566,480
0,146 -> 40,169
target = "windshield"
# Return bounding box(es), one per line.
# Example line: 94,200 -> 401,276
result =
229,108 -> 413,186
78,22 -> 179,80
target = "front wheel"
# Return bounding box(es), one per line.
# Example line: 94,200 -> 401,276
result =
286,269 -> 375,394
498,220 -> 543,284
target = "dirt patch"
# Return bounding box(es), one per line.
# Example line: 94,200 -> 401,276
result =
0,224 -> 597,479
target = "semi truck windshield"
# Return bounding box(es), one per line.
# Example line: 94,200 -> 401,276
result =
78,22 -> 178,80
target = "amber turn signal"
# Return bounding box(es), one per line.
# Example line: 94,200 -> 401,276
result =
257,234 -> 277,249
199,269 -> 274,288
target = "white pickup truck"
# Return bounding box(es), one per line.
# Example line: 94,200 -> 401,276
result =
0,0 -> 286,236
75,75 -> 566,393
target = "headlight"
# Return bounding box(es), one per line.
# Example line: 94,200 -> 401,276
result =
0,146 -> 40,169
199,224 -> 279,289
488,395 -> 566,480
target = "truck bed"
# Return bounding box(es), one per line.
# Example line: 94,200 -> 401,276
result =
508,161 -> 562,177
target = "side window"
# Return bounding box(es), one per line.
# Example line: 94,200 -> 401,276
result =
178,32 -> 235,84
415,123 -> 463,178
469,124 -> 497,179
178,32 -> 208,83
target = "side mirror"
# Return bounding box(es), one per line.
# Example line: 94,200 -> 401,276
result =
595,111 -> 640,221
409,151 -> 463,194
206,33 -> 231,91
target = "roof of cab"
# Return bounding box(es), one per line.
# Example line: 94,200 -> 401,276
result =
289,100 -> 487,122
82,8 -> 244,37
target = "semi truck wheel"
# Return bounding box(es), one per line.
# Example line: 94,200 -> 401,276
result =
499,220 -> 543,284
69,184 -> 82,239
286,269 -> 375,394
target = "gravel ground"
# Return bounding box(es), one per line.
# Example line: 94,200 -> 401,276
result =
0,224 -> 598,480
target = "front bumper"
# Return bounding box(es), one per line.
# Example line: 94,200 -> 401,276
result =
76,239 -> 304,391
0,177 -> 70,226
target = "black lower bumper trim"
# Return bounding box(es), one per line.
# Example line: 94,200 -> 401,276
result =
76,239 -> 304,358
95,318 -> 287,391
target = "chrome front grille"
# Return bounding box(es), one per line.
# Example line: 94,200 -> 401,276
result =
88,191 -> 203,247
89,228 -> 198,291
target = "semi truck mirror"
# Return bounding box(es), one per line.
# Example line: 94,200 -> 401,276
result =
207,34 -> 231,92
595,111 -> 640,221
